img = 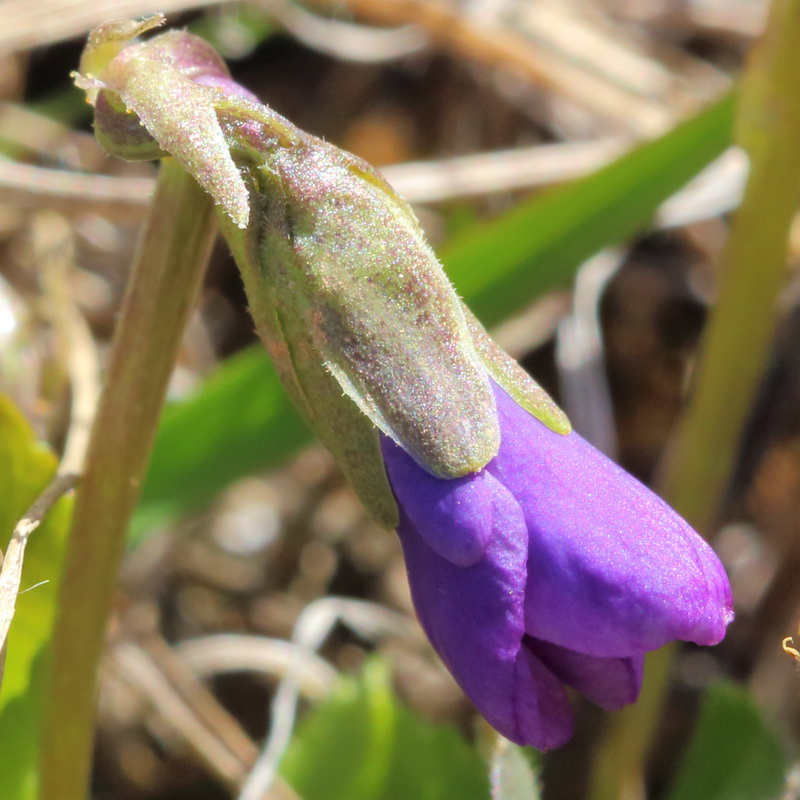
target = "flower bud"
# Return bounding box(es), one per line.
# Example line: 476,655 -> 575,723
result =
74,20 -> 569,526
75,21 -> 733,749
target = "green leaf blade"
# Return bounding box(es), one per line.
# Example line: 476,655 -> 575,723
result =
280,659 -> 489,800
664,681 -> 786,800
445,93 -> 735,325
0,396 -> 72,800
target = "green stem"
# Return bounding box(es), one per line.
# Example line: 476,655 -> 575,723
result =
588,1 -> 800,798
587,646 -> 674,800
661,0 -> 800,531
39,158 -> 216,800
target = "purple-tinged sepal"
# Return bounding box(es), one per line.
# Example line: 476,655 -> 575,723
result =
74,16 -> 252,228
73,18 -> 518,524
245,139 -> 501,479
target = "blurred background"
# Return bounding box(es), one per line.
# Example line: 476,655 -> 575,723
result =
1,1 -> 797,799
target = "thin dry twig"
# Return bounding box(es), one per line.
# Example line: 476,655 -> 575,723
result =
0,0 -> 235,53
1,134 -> 747,216
262,0 -> 427,62
555,248 -> 625,458
3,137 -> 626,213
0,471 -> 78,676
304,0 -> 688,135
0,102 -> 105,173
0,0 -> 416,58
381,136 -> 627,202
176,634 -> 337,699
604,0 -> 765,39
109,640 -> 257,791
2,138 -> 628,213
32,211 -> 101,475
2,0 -> 718,137
0,161 -> 153,221
108,634 -> 303,800
238,597 -> 413,800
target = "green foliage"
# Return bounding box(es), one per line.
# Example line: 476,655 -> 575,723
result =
134,94 -> 734,540
132,347 -> 308,541
189,4 -> 277,57
664,682 -> 786,800
280,659 -> 489,800
444,93 -> 734,326
0,396 -> 72,800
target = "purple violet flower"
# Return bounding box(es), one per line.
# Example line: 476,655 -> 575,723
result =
381,382 -> 733,750
74,19 -> 734,749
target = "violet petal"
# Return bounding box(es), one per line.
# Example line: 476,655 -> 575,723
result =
384,440 -> 574,748
526,638 -> 644,710
487,384 -> 733,658
381,436 -> 508,566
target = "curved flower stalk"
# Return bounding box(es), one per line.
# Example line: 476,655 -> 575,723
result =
74,17 -> 733,749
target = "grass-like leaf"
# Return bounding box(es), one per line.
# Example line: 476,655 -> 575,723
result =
444,93 -> 734,325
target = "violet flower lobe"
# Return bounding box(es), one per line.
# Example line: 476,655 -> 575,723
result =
381,382 -> 733,750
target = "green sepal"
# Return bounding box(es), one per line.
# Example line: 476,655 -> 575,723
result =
219,182 -> 400,529
74,20 -> 508,489
74,27 -> 250,227
462,305 -> 571,435
215,91 -> 502,478
252,138 -> 500,478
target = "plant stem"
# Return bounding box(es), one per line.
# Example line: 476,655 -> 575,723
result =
587,645 -> 674,800
660,0 -> 800,532
39,158 -> 216,800
588,1 -> 800,798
